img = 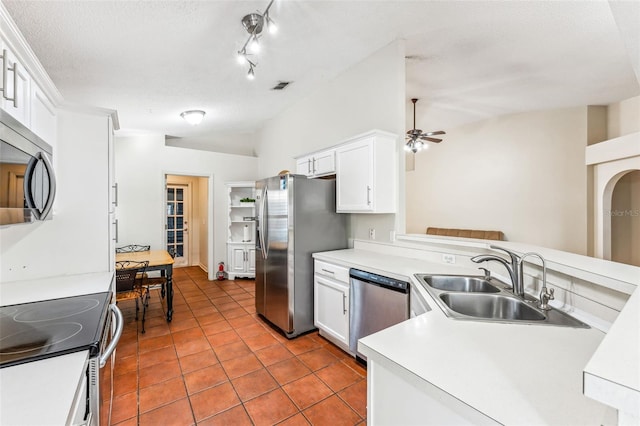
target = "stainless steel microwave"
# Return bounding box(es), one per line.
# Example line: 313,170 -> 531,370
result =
0,110 -> 56,226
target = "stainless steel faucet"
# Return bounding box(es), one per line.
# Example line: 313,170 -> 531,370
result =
472,246 -> 553,306
471,245 -> 523,297
520,252 -> 554,310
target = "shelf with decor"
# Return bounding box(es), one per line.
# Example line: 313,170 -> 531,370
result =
226,181 -> 256,279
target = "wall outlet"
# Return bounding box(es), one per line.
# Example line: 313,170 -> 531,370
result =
442,254 -> 456,264
369,228 -> 376,240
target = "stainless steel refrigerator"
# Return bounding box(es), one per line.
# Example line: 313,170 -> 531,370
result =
255,174 -> 348,338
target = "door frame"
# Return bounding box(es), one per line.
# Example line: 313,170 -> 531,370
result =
161,170 -> 215,280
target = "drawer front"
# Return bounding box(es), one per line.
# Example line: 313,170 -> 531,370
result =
315,260 -> 349,283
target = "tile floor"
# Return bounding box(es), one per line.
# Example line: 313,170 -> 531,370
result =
111,266 -> 367,426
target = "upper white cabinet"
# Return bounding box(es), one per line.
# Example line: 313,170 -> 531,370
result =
336,130 -> 397,213
29,81 -> 57,144
0,44 -> 30,125
1,7 -> 60,144
295,148 -> 336,178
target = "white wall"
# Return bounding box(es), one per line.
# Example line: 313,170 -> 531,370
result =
607,95 -> 640,139
114,134 -> 259,278
406,106 -> 590,255
256,40 -> 406,242
0,109 -> 111,282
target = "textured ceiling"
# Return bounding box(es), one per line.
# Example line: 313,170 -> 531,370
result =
4,0 -> 639,156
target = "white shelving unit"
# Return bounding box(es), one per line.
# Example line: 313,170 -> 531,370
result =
226,181 -> 256,279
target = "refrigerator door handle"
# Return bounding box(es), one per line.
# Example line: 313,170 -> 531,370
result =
259,187 -> 268,260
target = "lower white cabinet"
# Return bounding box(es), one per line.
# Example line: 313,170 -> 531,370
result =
227,243 -> 255,279
314,260 -> 350,352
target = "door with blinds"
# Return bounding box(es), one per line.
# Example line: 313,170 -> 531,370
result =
166,184 -> 189,267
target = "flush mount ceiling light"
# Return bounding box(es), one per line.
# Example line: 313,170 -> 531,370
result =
236,0 -> 277,80
180,110 -> 205,126
405,98 -> 446,154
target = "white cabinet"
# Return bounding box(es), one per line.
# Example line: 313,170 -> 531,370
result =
336,130 -> 396,213
0,44 -> 30,125
107,116 -> 116,270
314,259 -> 351,352
227,243 -> 255,279
0,37 -> 57,144
295,149 -> 335,178
226,181 -> 256,279
29,82 -> 57,146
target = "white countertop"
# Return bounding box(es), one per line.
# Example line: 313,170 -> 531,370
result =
0,351 -> 89,425
584,288 -> 640,419
0,272 -> 113,425
313,248 -> 614,425
0,271 -> 114,305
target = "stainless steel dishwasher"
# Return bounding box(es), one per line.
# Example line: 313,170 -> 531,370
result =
349,268 -> 410,362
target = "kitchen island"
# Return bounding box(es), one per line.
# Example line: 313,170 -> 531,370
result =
313,237 -> 638,425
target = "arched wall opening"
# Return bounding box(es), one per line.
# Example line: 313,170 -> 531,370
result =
587,132 -> 640,262
610,170 -> 640,266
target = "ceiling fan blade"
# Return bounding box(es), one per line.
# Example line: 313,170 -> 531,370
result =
419,136 -> 442,143
424,130 -> 445,136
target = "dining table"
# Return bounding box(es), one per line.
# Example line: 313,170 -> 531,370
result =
115,249 -> 175,321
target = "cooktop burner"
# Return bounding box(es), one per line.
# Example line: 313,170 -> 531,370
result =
0,292 -> 111,368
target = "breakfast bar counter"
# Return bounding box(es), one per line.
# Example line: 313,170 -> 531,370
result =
313,242 -> 632,425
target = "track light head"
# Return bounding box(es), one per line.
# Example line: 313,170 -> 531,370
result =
249,35 -> 260,53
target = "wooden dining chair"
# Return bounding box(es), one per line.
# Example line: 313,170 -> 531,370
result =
115,260 -> 150,333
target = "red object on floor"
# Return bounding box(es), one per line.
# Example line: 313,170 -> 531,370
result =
217,262 -> 226,280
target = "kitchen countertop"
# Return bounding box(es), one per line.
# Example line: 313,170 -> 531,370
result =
0,271 -> 114,305
313,248 -> 614,425
0,351 -> 89,425
0,272 -> 113,425
584,288 -> 640,420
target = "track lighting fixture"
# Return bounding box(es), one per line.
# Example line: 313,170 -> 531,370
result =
249,35 -> 260,53
236,0 -> 277,80
265,12 -> 277,34
247,61 -> 256,80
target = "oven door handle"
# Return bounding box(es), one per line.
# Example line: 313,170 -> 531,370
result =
99,304 -> 123,368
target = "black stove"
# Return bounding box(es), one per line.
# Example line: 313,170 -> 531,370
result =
0,292 -> 112,368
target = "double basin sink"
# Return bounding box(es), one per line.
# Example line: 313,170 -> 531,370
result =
415,274 -> 589,328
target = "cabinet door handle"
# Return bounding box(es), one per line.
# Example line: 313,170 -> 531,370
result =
342,293 -> 347,315
112,182 -> 118,207
11,61 -> 17,108
113,219 -> 119,243
1,49 -> 18,107
366,185 -> 372,205
307,159 -> 311,174
0,50 -> 5,96
312,158 -> 316,173
321,268 -> 335,275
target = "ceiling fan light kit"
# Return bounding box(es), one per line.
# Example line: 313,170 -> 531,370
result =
237,0 -> 277,80
406,98 -> 446,154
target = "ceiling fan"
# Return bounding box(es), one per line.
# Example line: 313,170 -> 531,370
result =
405,98 -> 445,153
